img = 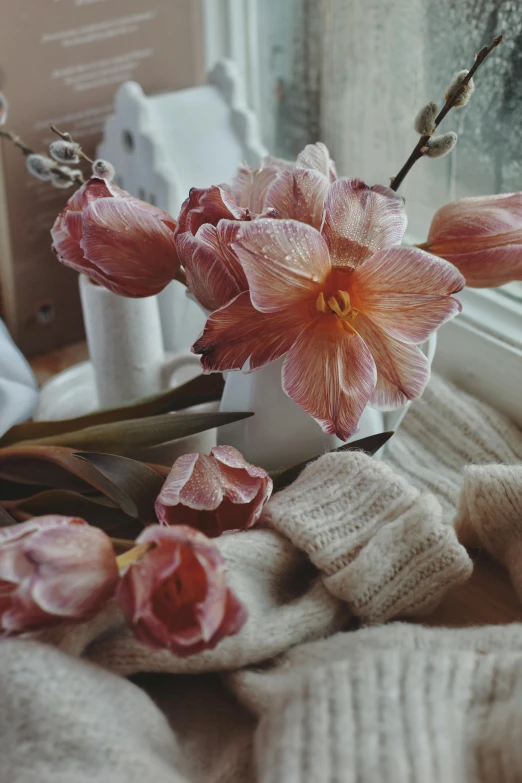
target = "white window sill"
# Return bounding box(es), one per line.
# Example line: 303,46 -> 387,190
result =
434,287 -> 522,427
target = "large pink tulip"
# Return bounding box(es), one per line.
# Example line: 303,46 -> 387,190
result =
424,193 -> 522,288
176,143 -> 338,311
193,178 -> 465,441
116,525 -> 247,656
51,177 -> 179,297
155,446 -> 272,538
0,516 -> 119,634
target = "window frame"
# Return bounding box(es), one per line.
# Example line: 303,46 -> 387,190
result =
203,1 -> 522,424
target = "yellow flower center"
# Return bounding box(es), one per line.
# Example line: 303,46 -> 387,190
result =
316,289 -> 356,320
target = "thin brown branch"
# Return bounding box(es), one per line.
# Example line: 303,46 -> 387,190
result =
1,126 -> 84,185
0,128 -> 33,156
390,34 -> 503,193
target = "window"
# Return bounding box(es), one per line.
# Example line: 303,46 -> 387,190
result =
204,0 -> 522,422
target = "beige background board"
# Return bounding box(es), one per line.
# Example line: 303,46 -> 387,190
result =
0,0 -> 204,355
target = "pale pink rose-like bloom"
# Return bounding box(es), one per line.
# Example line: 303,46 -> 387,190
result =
51,177 -> 179,297
193,178 -> 465,441
176,143 -> 337,311
155,445 -> 272,538
0,516 -> 119,635
116,525 -> 247,656
424,192 -> 522,288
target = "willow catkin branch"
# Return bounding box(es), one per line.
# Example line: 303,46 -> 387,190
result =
390,34 -> 503,193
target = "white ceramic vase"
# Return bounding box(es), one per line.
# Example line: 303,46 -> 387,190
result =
79,274 -> 197,409
217,336 -> 437,471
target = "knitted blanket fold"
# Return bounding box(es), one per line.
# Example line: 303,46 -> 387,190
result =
1,374 -> 522,783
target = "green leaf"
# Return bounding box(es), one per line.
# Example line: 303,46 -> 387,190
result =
270,431 -> 394,492
74,452 -> 164,522
0,445 -> 162,518
1,490 -> 143,538
12,410 -> 253,455
0,373 -> 225,447
0,506 -> 16,526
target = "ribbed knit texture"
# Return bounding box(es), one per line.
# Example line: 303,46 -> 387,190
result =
264,451 -> 472,623
1,374 -> 522,782
384,374 -> 522,522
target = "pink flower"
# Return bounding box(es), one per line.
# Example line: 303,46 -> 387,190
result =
51,177 -> 179,297
176,143 -> 338,311
116,525 -> 247,656
193,178 -> 465,440
424,193 -> 522,288
0,516 -> 119,635
155,446 -> 272,538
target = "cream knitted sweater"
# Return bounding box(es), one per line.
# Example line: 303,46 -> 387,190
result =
1,375 -> 522,783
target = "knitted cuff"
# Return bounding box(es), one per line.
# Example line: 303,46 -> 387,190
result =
264,451 -> 472,624
455,464 -> 522,600
253,650 -> 522,783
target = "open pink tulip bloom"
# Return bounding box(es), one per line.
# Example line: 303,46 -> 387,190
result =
155,446 -> 272,538
0,515 -> 119,634
425,192 -> 522,288
193,178 -> 465,441
117,524 -> 247,656
176,143 -> 337,311
51,177 -> 179,297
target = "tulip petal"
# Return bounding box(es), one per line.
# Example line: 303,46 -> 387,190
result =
436,245 -> 522,288
282,316 -> 377,441
27,525 -> 118,618
264,169 -> 330,230
354,314 -> 430,409
296,141 -> 337,181
81,198 -> 179,297
233,219 -> 330,312
192,292 -> 308,373
322,179 -> 408,267
177,220 -> 248,311
177,186 -> 246,236
229,164 -> 280,213
428,192 -> 522,245
351,246 -> 464,343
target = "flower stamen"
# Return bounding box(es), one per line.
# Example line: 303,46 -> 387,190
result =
316,289 -> 353,318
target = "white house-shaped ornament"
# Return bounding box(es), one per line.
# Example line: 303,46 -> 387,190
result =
97,60 -> 267,354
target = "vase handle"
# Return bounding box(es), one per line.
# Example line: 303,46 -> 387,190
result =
160,352 -> 202,389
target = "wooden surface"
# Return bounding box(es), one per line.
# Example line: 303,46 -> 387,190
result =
28,343 -> 522,629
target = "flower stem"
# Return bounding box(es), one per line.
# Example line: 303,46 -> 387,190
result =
390,35 -> 503,193
116,542 -> 152,570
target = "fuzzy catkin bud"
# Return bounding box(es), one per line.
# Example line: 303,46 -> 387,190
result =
50,166 -> 81,188
0,92 -> 8,126
92,158 -> 115,180
26,154 -> 55,181
49,140 -> 80,164
445,70 -> 475,107
423,132 -> 458,158
414,101 -> 438,135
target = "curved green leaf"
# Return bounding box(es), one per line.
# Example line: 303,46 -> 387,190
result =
0,373 -> 225,447
271,431 -> 394,492
0,446 -> 161,519
2,490 -> 143,537
13,410 -> 253,455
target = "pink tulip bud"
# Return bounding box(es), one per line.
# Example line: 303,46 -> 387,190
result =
116,525 -> 247,656
425,193 -> 522,288
0,516 -> 119,635
155,446 -> 273,538
51,177 -> 180,297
